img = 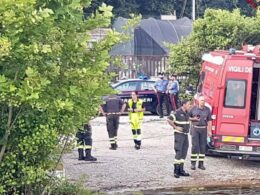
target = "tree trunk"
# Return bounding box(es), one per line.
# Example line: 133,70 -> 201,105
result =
0,106 -> 12,162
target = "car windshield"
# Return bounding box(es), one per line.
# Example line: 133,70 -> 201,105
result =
140,81 -> 154,90
114,81 -> 139,91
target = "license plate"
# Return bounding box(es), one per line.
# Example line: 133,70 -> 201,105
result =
239,146 -> 253,152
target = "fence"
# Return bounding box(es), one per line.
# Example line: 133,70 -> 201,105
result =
109,55 -> 169,80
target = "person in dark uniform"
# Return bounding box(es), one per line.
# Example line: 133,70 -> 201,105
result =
76,123 -> 97,161
152,72 -> 169,118
189,95 -> 212,170
99,94 -> 126,150
167,100 -> 191,178
167,74 -> 180,111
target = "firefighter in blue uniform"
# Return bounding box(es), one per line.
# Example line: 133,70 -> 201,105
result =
76,123 -> 97,161
167,100 -> 191,178
128,91 -> 145,149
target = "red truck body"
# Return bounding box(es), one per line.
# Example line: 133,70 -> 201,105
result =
196,45 -> 260,159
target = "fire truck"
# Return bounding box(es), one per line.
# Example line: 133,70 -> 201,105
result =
196,45 -> 260,159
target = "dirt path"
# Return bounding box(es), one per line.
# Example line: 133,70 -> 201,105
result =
63,116 -> 260,194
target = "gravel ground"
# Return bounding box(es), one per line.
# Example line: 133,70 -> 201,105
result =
63,115 -> 260,194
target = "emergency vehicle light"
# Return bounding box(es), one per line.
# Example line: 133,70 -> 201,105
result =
202,54 -> 224,65
229,48 -> 236,55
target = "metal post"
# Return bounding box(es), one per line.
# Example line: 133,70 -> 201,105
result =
192,0 -> 196,21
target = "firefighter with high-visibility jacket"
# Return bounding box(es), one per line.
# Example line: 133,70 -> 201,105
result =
167,100 -> 191,178
128,91 -> 145,150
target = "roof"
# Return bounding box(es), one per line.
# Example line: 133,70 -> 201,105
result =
111,17 -> 193,56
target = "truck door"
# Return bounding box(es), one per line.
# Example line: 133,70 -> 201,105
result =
217,60 -> 253,140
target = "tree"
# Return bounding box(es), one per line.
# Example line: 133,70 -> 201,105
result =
84,0 -> 257,19
0,0 -> 121,193
168,9 -> 260,88
85,0 -> 176,19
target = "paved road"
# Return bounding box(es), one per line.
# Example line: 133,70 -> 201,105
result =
63,116 -> 260,194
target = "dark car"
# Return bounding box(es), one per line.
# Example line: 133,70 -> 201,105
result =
112,78 -> 171,115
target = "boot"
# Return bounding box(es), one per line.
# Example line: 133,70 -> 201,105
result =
135,140 -> 141,150
174,164 -> 180,178
191,161 -> 196,170
78,149 -> 84,161
135,144 -> 140,150
109,143 -> 117,150
84,149 -> 97,161
198,161 -> 206,170
180,163 -> 190,176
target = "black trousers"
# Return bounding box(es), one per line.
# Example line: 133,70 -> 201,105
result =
157,92 -> 169,116
76,129 -> 92,149
174,132 -> 189,161
106,114 -> 119,144
191,127 -> 207,154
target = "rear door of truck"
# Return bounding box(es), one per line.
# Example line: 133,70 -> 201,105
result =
216,59 -> 253,145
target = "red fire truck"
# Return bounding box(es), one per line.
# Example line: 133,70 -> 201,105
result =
196,45 -> 260,159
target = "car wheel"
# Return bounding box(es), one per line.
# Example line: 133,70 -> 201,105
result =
151,111 -> 157,115
156,103 -> 169,116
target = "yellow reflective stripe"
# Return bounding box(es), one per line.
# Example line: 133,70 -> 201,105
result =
170,114 -> 176,121
222,136 -> 244,143
84,145 -> 92,149
180,159 -> 185,163
77,145 -> 84,149
174,159 -> 182,164
109,138 -> 116,144
191,154 -> 198,160
198,154 -> 205,161
175,121 -> 190,125
136,135 -> 141,141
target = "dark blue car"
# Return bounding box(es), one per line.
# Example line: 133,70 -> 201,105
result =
112,78 -> 171,115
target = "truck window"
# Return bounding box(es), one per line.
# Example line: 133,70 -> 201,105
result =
197,71 -> 205,93
224,80 -> 246,108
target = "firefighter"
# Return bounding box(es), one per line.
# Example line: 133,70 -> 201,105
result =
99,94 -> 126,150
167,100 -> 191,178
128,91 -> 145,150
76,123 -> 97,161
189,95 -> 212,170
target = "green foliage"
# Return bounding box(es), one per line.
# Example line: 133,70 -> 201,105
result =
50,178 -> 100,195
85,0 -> 256,19
0,0 -> 121,193
168,9 -> 260,92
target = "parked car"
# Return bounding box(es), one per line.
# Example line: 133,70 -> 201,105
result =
112,78 -> 171,115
